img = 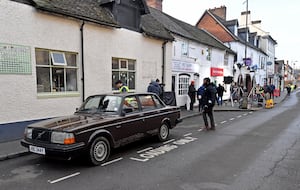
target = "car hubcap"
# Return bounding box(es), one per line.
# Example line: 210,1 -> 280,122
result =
160,124 -> 168,139
94,141 -> 107,161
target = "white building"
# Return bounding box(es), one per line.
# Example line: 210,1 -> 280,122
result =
0,0 -> 173,126
149,7 -> 236,107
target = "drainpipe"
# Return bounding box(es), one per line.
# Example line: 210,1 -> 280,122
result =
162,41 -> 168,88
80,21 -> 85,102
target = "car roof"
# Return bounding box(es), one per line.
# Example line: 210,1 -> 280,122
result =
89,92 -> 157,98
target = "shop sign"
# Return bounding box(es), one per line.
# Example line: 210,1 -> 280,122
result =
210,67 -> 223,77
243,58 -> 252,66
172,60 -> 196,72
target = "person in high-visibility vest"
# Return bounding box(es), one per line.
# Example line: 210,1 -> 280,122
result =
115,80 -> 129,93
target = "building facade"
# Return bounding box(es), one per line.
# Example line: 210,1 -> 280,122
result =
0,0 -> 173,125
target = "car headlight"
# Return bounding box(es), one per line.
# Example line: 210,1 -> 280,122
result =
51,132 -> 75,145
25,128 -> 33,139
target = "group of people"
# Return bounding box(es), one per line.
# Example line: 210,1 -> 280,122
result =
114,79 -> 163,98
188,78 -> 226,131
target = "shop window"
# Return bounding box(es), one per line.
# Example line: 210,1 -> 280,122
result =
112,58 -> 136,91
35,49 -> 78,94
178,75 -> 190,95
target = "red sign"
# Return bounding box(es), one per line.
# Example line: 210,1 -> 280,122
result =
210,67 -> 224,77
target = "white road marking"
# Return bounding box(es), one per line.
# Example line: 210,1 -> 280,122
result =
221,121 -> 227,124
137,147 -> 153,154
183,133 -> 192,137
243,113 -> 248,116
249,111 -> 253,114
48,172 -> 80,184
163,139 -> 175,144
230,118 -> 235,121
101,157 -> 123,167
198,128 -> 204,132
237,115 -> 242,118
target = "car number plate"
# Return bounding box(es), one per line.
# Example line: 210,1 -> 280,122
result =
29,145 -> 46,155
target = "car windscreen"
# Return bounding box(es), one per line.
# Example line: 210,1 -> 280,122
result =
77,95 -> 122,114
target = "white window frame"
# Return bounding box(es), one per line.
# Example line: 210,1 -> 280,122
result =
50,51 -> 67,66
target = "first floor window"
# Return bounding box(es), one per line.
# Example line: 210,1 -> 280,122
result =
35,49 -> 78,93
112,57 -> 136,91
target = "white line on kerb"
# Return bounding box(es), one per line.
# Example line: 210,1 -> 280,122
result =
230,118 -> 235,121
163,139 -> 175,144
137,147 -> 153,153
221,121 -> 227,124
101,157 -> 123,167
48,172 -> 80,184
183,133 -> 192,137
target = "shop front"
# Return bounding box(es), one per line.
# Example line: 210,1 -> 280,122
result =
171,60 -> 199,107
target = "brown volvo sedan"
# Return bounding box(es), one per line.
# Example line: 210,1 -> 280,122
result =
21,93 -> 181,165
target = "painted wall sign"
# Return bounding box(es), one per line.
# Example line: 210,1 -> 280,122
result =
130,136 -> 197,162
172,60 -> 197,72
0,43 -> 31,74
210,67 -> 224,77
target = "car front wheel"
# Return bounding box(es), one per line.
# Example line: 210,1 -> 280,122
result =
158,122 -> 169,142
88,136 -> 110,166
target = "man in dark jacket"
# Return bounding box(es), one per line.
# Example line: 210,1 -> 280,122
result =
188,81 -> 197,111
147,79 -> 162,96
216,84 -> 226,106
202,77 -> 217,130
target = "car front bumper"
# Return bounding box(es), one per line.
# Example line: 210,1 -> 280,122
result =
21,139 -> 86,159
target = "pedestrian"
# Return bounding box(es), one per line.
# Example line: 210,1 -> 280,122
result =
197,85 -> 205,112
270,84 -> 275,99
202,77 -> 217,130
147,79 -> 162,96
216,84 -> 226,106
188,81 -> 197,111
286,84 -> 291,96
115,80 -> 129,93
155,78 -> 164,99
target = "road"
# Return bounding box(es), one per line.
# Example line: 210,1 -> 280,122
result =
1,92 -> 300,190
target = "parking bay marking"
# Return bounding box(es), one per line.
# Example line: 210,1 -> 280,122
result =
137,147 -> 153,154
48,172 -> 80,184
237,115 -> 242,118
183,133 -> 192,137
101,157 -> 123,167
220,121 -> 227,124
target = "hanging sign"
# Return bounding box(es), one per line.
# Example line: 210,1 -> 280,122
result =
210,67 -> 223,77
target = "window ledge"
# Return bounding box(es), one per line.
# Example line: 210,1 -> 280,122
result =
37,92 -> 80,99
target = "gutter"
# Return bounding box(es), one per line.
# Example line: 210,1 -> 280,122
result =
80,21 -> 85,102
162,41 -> 168,87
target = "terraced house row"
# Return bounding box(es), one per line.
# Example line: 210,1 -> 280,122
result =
0,0 -> 278,128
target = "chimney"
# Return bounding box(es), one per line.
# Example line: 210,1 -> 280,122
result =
240,11 -> 251,27
209,6 -> 227,20
146,0 -> 163,11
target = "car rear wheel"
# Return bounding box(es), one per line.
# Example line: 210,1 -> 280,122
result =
158,122 -> 169,142
88,137 -> 110,166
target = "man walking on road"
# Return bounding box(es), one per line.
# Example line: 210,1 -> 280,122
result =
216,84 -> 226,106
202,77 -> 217,130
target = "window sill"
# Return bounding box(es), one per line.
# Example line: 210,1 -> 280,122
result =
37,92 -> 80,99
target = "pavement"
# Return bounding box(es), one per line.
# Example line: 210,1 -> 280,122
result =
0,90 -> 288,161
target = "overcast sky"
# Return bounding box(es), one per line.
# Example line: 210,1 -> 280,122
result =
162,0 -> 300,68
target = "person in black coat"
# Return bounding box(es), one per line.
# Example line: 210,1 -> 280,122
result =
202,77 -> 217,130
188,81 -> 197,111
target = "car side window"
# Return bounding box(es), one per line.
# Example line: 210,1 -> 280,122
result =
123,96 -> 139,113
139,95 -> 156,111
152,95 -> 165,108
